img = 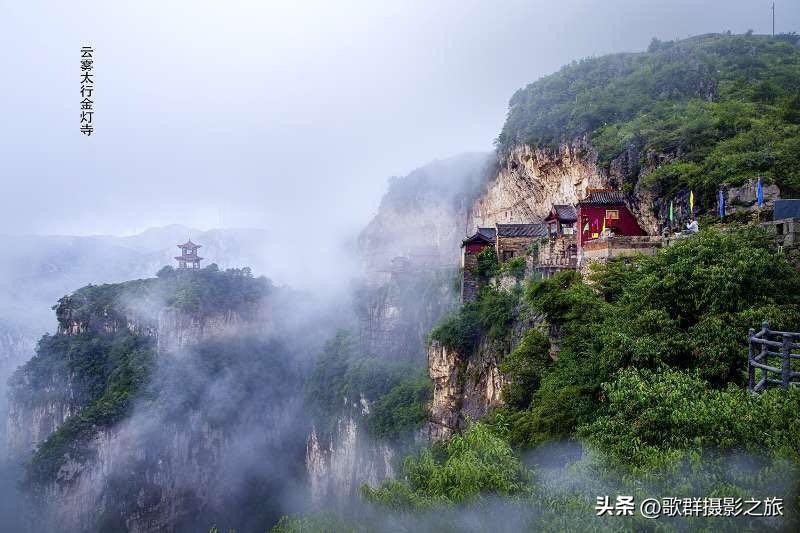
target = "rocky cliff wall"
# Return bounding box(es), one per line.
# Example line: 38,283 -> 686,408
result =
306,409 -> 394,507
157,306 -> 270,354
467,140 -> 689,237
469,141 -> 607,229
427,339 -> 505,441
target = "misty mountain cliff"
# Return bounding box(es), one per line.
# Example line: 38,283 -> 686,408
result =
437,32 -> 800,447
0,226 -> 284,470
7,266 -> 319,531
305,153 -> 494,506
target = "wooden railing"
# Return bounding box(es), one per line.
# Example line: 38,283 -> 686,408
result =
748,321 -> 800,392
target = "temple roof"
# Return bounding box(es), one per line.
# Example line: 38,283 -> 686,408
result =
496,223 -> 548,237
177,239 -> 202,249
545,204 -> 578,223
476,227 -> 497,240
175,255 -> 203,261
577,190 -> 626,206
462,227 -> 496,246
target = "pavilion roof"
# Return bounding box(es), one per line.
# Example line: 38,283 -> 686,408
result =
544,204 -> 577,223
461,227 -> 496,246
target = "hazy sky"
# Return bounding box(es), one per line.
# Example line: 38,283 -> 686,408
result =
1,0 -> 798,237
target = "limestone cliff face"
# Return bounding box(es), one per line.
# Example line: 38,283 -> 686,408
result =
6,373 -> 76,459
0,323 -> 37,458
428,339 -> 505,441
306,409 -> 394,507
357,269 -> 456,360
358,152 -> 493,271
469,141 -> 607,229
157,306 -> 270,354
304,155 -> 492,503
8,279 -> 283,532
41,417 -> 226,533
467,140 -> 682,236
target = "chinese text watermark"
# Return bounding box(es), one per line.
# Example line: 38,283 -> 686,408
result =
80,46 -> 94,136
596,495 -> 784,519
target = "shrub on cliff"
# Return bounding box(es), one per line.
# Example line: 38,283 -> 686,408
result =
579,367 -> 800,472
361,422 -> 531,509
499,329 -> 551,410
366,372 -> 432,441
305,331 -> 427,440
429,286 -> 521,353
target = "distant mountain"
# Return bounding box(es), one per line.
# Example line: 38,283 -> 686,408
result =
0,225 -> 276,452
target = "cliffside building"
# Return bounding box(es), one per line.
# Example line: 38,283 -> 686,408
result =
576,189 -> 645,247
576,189 -> 665,268
537,205 -> 578,277
460,223 -> 546,301
175,240 -> 203,269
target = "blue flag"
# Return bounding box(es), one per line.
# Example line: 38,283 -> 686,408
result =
719,190 -> 725,219
757,178 -> 764,208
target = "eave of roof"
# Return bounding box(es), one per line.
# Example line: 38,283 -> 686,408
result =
496,223 -> 548,237
577,191 -> 626,206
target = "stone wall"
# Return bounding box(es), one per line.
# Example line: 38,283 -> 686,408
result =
496,235 -> 537,261
579,235 -> 665,273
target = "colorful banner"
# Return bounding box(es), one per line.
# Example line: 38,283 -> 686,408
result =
757,178 -> 764,208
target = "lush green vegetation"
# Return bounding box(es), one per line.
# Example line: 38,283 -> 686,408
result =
19,332 -> 156,484
429,284 -> 521,353
366,372 -> 432,441
356,226 -> 800,529
580,367 -> 800,472
54,264 -> 271,329
494,227 -> 800,455
361,422 -> 531,509
305,331 -> 431,441
469,247 -> 500,280
498,33 -> 800,200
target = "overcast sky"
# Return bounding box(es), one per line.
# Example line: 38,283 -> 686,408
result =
1,0 -> 798,238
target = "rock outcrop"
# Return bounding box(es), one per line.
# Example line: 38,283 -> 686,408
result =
157,306 -> 270,354
428,339 -> 505,441
306,413 -> 394,507
469,141 -> 607,229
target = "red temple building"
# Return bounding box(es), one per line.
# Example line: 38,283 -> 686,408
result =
576,189 -> 645,247
175,239 -> 203,269
538,205 -> 579,277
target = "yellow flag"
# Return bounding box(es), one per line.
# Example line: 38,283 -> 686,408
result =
689,191 -> 694,212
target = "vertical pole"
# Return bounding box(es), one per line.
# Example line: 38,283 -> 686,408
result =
782,336 -> 791,389
773,2 -> 776,37
748,328 -> 755,391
